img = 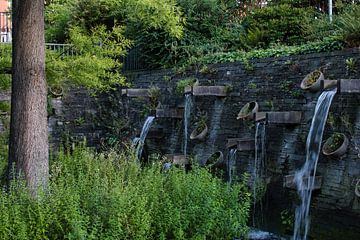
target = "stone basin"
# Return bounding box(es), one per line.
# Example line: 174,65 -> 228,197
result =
121,88 -> 150,97
338,79 -> 360,93
227,138 -> 255,151
184,86 -> 227,97
255,111 -> 302,124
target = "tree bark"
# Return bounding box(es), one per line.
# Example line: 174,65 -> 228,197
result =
7,0 -> 48,193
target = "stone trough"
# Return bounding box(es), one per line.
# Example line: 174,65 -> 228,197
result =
184,86 -> 227,97
338,79 -> 360,93
255,111 -> 302,124
226,138 -> 255,151
121,88 -> 150,97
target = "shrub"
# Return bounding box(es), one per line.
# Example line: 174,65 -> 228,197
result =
240,4 -> 312,48
0,147 -> 251,239
336,4 -> 360,47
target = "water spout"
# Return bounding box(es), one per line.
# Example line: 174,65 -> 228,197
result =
184,93 -> 193,157
135,116 -> 155,160
293,89 -> 336,240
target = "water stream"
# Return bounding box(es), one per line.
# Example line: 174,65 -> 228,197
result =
293,89 -> 337,240
253,121 -> 266,227
227,148 -> 237,185
135,116 -> 155,160
184,93 -> 193,157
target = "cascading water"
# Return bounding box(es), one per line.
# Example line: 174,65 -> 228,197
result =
293,89 -> 337,240
135,116 -> 155,160
253,121 -> 266,226
184,93 -> 193,157
227,148 -> 237,185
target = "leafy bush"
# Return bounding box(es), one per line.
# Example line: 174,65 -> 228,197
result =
46,25 -> 132,91
175,78 -> 197,95
240,4 -> 312,48
196,36 -> 345,65
0,44 -> 12,90
135,0 -> 243,68
0,147 -> 251,239
336,4 -> 360,47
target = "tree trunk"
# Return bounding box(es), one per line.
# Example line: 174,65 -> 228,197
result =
7,0 -> 48,193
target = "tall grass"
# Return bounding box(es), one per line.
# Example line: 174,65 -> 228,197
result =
0,147 -> 251,239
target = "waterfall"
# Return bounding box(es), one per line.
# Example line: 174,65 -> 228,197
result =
253,121 -> 266,227
227,148 -> 237,185
184,93 -> 193,157
293,89 -> 337,240
135,116 -> 155,160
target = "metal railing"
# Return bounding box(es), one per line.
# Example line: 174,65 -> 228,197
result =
121,46 -> 146,72
45,43 -> 75,56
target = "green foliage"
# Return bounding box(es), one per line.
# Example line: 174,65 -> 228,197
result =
46,25 -> 132,91
175,78 -> 197,95
0,114 -> 9,180
240,4 -> 312,48
0,102 -> 10,113
302,4 -> 360,47
136,0 -> 243,68
196,36 -> 345,65
45,0 -> 73,42
0,44 -> 12,90
336,4 -> 360,47
301,13 -> 338,42
280,209 -> 293,232
345,58 -> 357,73
0,147 -> 251,239
45,0 -> 184,43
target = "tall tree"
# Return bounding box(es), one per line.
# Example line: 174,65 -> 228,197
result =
7,0 -> 48,192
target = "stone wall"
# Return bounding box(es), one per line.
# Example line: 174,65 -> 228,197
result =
49,48 -> 360,239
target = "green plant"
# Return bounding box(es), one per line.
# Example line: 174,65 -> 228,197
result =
194,110 -> 208,132
175,78 -> 197,95
265,100 -> 274,111
253,178 -> 267,202
224,84 -> 234,93
280,209 -> 294,232
247,82 -> 257,90
345,58 -> 357,74
0,101 -> 10,113
243,58 -> 254,72
74,116 -> 85,126
340,113 -> 352,134
0,147 -> 251,239
148,85 -> 161,110
336,4 -> 360,47
199,65 -> 217,75
280,80 -> 303,98
304,70 -> 321,87
163,75 -> 171,82
196,36 -> 345,65
240,4 -> 311,47
324,133 -> 344,152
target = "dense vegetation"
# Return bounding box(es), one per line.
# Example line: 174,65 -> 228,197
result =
0,147 -> 251,239
1,0 -> 359,91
